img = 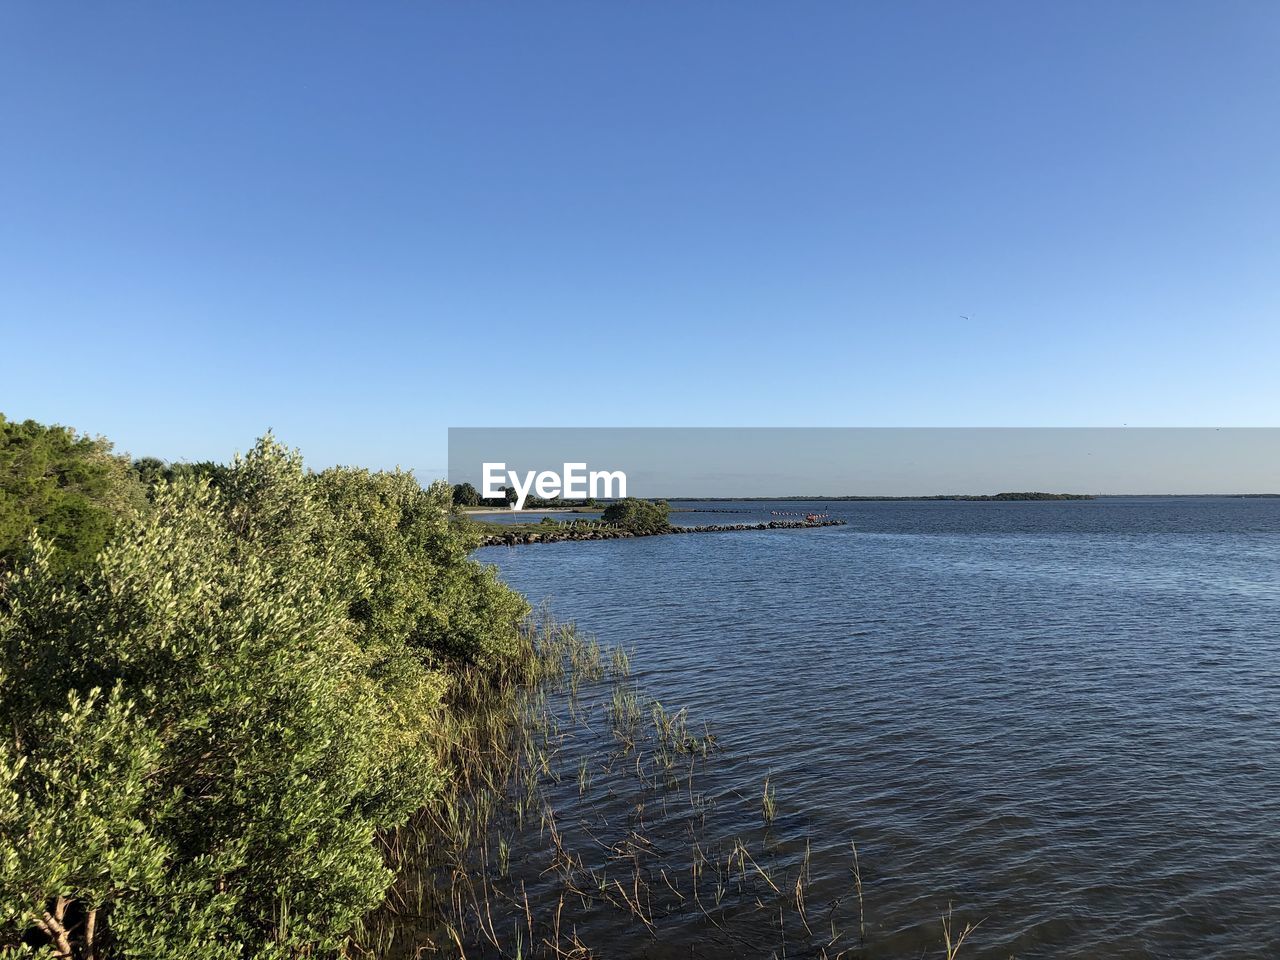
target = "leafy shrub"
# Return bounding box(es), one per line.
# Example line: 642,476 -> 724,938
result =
312,465 -> 528,669
131,457 -> 231,496
0,415 -> 145,574
451,481 -> 481,506
601,498 -> 670,535
0,433 -> 527,956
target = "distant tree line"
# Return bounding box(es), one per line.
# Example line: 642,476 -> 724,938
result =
450,480 -> 512,507
450,482 -> 604,511
665,492 -> 1094,502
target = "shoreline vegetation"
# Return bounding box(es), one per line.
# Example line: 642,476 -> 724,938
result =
354,610 -> 983,959
1,415 -> 525,957
0,414 -> 980,958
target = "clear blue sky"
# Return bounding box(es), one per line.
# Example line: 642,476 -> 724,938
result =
2,2 -> 1277,477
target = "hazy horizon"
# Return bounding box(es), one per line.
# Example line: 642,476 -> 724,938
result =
448,428 -> 1280,499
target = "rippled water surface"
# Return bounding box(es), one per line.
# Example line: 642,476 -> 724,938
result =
476,498 -> 1280,958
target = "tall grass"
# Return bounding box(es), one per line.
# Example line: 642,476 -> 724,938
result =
762,775 -> 778,825
350,615 -> 981,960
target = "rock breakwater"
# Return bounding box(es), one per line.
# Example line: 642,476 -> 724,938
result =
478,518 -> 846,547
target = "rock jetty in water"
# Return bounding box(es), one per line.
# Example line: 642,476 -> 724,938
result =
478,518 -> 846,547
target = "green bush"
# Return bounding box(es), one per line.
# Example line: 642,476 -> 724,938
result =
312,465 -> 528,669
601,498 -> 670,535
0,414 -> 146,574
450,481 -> 480,507
131,456 -> 231,496
0,432 -> 528,957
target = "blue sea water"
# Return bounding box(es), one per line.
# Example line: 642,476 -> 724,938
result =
476,497 -> 1280,958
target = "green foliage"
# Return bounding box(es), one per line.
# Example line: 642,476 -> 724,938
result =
313,467 -> 528,669
0,430 -> 529,957
451,482 -> 480,506
469,486 -> 516,509
601,498 -> 670,535
522,495 -> 596,510
132,456 -> 231,495
0,414 -> 145,574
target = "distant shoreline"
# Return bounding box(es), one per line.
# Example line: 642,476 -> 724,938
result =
664,492 -> 1096,502
460,494 -> 1280,516
662,493 -> 1280,501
